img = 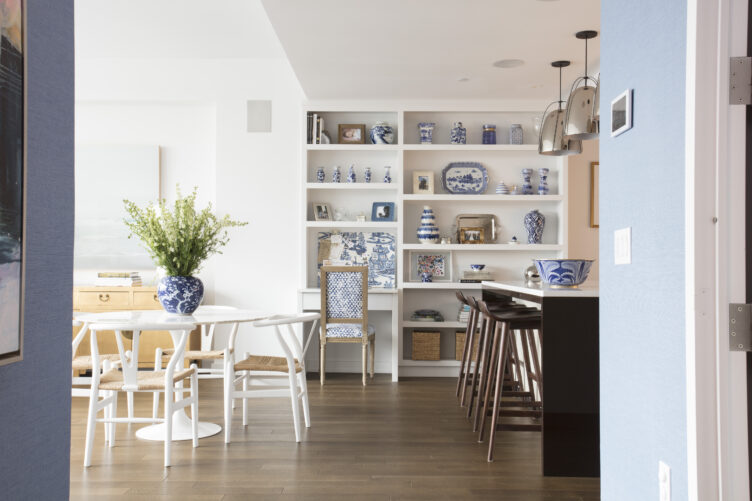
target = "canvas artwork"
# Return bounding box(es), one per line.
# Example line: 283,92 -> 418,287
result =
317,232 -> 396,288
416,255 -> 446,277
0,0 -> 24,363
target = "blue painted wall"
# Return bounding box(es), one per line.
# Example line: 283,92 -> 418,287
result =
0,1 -> 74,498
600,1 -> 687,500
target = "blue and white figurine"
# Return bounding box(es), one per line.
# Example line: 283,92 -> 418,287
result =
450,121 -> 467,144
418,122 -> 436,144
521,168 -> 534,195
347,164 -> 357,183
523,209 -> 545,244
332,165 -> 341,183
417,205 -> 440,244
495,181 -> 510,195
157,276 -> 204,315
370,121 -> 394,144
538,168 -> 550,195
509,123 -> 523,145
316,167 -> 325,183
364,167 -> 372,183
383,165 -> 392,183
420,272 -> 433,283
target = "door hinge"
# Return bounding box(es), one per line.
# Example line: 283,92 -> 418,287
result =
730,57 -> 752,105
730,304 -> 752,351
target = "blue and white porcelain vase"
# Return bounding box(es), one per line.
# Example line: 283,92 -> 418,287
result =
509,123 -> 523,145
316,167 -> 325,183
347,164 -> 357,183
417,205 -> 440,244
521,168 -> 534,195
157,276 -> 204,315
420,272 -> 433,283
524,209 -> 545,244
370,121 -> 394,144
418,122 -> 436,144
538,168 -> 550,195
383,166 -> 392,183
332,166 -> 341,183
450,122 -> 467,144
364,167 -> 372,183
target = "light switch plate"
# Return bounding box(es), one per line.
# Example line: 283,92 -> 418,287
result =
614,227 -> 632,265
659,461 -> 671,501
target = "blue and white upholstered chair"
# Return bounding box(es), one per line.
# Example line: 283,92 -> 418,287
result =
319,265 -> 375,386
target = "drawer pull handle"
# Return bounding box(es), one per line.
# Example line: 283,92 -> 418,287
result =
153,294 -> 158,301
98,294 -> 110,302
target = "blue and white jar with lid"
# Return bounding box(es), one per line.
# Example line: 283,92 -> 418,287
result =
370,121 -> 394,144
417,205 -> 440,244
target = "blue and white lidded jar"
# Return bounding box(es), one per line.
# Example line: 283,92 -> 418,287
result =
521,168 -> 534,195
482,124 -> 497,145
523,209 -> 546,244
370,121 -> 394,144
417,205 -> 440,244
418,122 -> 436,144
509,123 -> 523,145
538,168 -> 550,195
450,122 -> 467,144
364,167 -> 372,183
332,166 -> 341,183
316,167 -> 325,183
347,164 -> 357,183
383,166 -> 392,183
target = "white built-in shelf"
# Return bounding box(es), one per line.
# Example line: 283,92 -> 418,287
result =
400,359 -> 462,367
402,321 -> 467,329
306,183 -> 398,190
402,243 -> 563,252
402,194 -> 563,202
402,144 -> 538,151
305,221 -> 398,229
401,282 -> 482,290
306,144 -> 400,151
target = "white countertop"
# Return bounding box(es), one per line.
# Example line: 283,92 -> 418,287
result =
482,280 -> 599,298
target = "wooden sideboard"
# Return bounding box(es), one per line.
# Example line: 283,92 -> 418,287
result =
73,286 -> 199,367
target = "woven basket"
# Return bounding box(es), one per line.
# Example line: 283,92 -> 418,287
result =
412,331 -> 440,361
455,331 -> 479,361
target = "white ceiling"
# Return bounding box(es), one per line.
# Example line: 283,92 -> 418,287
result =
261,0 -> 600,100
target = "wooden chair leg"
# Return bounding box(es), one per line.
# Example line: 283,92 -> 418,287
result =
466,315 -> 487,419
320,343 -> 326,385
528,328 -> 543,400
478,321 -> 503,442
362,343 -> 367,386
369,337 -> 375,378
457,308 -> 477,399
520,329 -> 536,396
488,328 -> 510,462
472,316 -> 495,430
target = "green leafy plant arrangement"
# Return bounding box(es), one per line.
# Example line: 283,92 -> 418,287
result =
123,186 -> 247,277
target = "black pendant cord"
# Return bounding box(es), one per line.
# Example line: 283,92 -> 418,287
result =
558,66 -> 563,110
584,38 -> 589,86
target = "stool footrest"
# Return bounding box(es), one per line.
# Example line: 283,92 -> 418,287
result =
497,423 -> 542,432
490,409 -> 542,418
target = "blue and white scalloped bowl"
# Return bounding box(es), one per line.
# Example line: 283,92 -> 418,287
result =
534,259 -> 594,288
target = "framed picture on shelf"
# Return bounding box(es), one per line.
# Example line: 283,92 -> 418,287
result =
590,162 -> 599,228
459,227 -> 484,244
409,250 -> 452,282
412,171 -> 434,194
313,202 -> 332,221
338,124 -> 366,144
371,202 -> 395,222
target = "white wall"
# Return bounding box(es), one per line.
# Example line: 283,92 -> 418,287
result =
567,139 -> 599,282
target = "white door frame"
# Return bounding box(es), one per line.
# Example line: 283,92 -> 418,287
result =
686,0 -> 749,499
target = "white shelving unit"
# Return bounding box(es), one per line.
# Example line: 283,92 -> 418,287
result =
300,104 -> 568,378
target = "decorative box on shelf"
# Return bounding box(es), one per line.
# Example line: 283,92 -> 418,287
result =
412,331 -> 441,361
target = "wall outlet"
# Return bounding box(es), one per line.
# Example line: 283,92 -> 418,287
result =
659,461 -> 671,501
614,227 -> 632,265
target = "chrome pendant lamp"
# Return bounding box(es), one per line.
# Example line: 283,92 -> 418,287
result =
564,30 -> 599,140
539,60 -> 583,156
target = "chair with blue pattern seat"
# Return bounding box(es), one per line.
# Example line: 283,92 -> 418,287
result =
320,265 -> 375,386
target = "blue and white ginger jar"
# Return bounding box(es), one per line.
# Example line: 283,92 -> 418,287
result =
417,205 -> 440,244
370,121 -> 394,144
316,167 -> 325,183
157,276 -> 204,314
523,209 -> 545,244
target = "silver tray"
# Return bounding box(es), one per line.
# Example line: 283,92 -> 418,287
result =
455,214 -> 498,243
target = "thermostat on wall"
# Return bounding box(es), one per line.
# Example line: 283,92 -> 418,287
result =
611,89 -> 633,137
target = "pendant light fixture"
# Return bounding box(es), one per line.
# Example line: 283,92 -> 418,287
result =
539,60 -> 583,156
564,30 -> 599,140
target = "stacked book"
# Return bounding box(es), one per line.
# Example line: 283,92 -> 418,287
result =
410,309 -> 444,322
458,304 -> 471,322
460,270 -> 494,283
95,272 -> 142,287
306,113 -> 327,144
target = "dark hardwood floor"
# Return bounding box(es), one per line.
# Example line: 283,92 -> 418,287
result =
70,375 -> 600,500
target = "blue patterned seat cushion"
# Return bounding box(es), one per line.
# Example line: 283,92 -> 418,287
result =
326,271 -> 364,318
325,323 -> 375,338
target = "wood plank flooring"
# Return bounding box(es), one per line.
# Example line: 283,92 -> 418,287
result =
70,375 -> 600,500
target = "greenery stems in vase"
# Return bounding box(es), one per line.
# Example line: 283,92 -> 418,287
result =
123,186 -> 247,277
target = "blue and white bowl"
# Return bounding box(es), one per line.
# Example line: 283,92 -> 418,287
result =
534,259 -> 594,288
469,264 -> 485,271
157,275 -> 204,314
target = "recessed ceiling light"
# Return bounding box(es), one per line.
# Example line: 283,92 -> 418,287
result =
457,77 -> 470,82
493,59 -> 524,68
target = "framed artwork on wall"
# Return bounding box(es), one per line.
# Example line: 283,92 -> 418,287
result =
611,89 -> 632,137
590,162 -> 599,228
409,250 -> 452,282
0,0 -> 25,366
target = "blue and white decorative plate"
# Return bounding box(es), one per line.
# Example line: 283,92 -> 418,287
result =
441,162 -> 488,194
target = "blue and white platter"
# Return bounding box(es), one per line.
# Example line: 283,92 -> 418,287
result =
441,162 -> 488,194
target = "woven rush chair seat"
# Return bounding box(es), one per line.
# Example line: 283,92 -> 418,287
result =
98,367 -> 195,391
234,354 -> 303,373
72,354 -> 122,371
162,348 -> 225,360
325,323 -> 375,338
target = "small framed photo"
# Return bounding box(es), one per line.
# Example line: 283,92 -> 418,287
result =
409,250 -> 452,282
413,171 -> 434,194
338,124 -> 366,144
313,202 -> 332,221
371,202 -> 395,222
459,227 -> 484,244
611,89 -> 633,137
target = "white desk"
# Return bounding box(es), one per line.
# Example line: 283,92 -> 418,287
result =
298,288 -> 399,381
74,307 -> 268,441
